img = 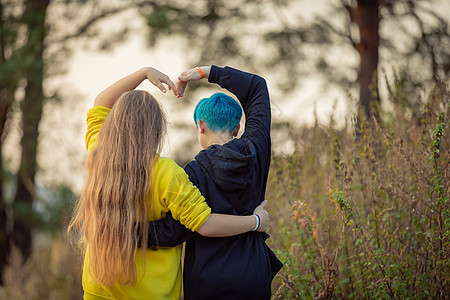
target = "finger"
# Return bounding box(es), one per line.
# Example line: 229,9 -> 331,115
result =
178,70 -> 190,79
261,200 -> 268,207
178,74 -> 189,82
167,82 -> 179,97
176,81 -> 187,97
167,85 -> 176,97
178,87 -> 185,98
163,77 -> 177,93
178,70 -> 194,82
154,80 -> 167,93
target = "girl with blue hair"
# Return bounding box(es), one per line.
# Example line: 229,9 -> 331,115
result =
147,65 -> 283,299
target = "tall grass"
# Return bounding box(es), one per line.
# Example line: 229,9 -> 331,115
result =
0,237 -> 82,300
1,81 -> 448,299
268,81 -> 449,299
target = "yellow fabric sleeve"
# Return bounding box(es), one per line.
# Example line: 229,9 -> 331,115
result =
85,106 -> 111,152
155,158 -> 211,232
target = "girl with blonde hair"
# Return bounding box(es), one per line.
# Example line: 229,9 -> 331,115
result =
68,66 -> 268,299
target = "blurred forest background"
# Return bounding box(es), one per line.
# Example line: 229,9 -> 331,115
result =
0,0 -> 449,299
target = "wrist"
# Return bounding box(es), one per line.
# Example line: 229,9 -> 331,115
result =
252,214 -> 261,231
142,67 -> 153,78
195,67 -> 204,79
198,66 -> 211,80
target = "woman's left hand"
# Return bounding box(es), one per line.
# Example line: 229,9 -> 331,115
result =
176,66 -> 211,98
253,200 -> 269,232
145,67 -> 178,97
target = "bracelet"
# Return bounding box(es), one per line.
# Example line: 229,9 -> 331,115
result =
195,67 -> 204,79
252,214 -> 261,231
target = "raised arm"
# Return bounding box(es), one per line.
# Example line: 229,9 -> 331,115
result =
176,65 -> 270,141
94,67 -> 178,108
209,66 -> 271,141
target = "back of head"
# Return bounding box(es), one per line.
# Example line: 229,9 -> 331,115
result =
193,92 -> 242,133
109,90 -> 167,152
69,90 -> 167,286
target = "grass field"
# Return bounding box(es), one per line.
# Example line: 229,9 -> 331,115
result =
1,81 -> 448,299
267,82 -> 449,299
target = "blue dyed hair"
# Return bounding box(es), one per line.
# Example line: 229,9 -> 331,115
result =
193,92 -> 242,133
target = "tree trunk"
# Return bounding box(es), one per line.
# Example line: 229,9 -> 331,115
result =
0,98 -> 12,281
350,0 -> 381,121
0,190 -> 10,284
0,0 -> 15,282
13,0 -> 49,259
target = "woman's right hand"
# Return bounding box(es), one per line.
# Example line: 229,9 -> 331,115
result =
145,67 -> 178,97
253,200 -> 269,232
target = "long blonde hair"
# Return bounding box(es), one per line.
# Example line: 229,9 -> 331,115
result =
68,90 -> 166,286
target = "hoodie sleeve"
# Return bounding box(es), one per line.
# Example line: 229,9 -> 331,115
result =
146,211 -> 196,247
156,158 -> 211,231
85,106 -> 111,152
208,65 -> 271,154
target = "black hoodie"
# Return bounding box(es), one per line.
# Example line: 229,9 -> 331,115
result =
148,66 -> 282,300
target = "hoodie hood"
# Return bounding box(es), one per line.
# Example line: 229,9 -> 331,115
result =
194,140 -> 257,193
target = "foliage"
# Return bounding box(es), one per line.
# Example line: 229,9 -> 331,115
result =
141,0 -> 450,98
0,1 -> 448,296
0,239 -> 82,300
0,0 -> 144,276
0,72 -> 448,299
33,185 -> 77,235
267,80 -> 449,299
